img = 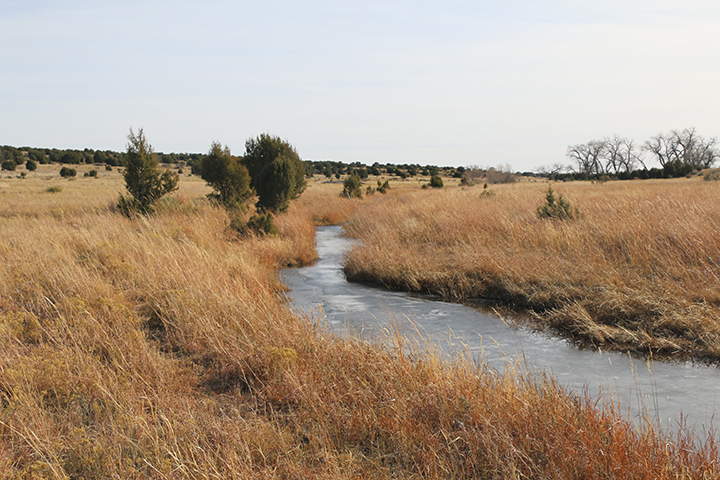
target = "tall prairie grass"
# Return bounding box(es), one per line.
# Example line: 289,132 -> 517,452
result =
0,173 -> 717,478
345,178 -> 720,361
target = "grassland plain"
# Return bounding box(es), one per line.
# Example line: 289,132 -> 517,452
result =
0,167 -> 718,478
344,176 -> 720,362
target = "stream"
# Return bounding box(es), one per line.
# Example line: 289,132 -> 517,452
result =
280,225 -> 720,437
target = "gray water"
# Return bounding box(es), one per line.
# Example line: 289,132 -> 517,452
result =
280,225 -> 720,437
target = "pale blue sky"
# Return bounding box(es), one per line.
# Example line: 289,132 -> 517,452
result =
2,1 -> 719,170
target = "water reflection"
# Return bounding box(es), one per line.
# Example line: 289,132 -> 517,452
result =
280,225 -> 720,436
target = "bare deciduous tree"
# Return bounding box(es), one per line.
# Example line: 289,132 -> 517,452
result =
566,140 -> 605,175
644,128 -> 718,169
603,135 -> 640,173
536,163 -> 568,178
486,164 -> 517,184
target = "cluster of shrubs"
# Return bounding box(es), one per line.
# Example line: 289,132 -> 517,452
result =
2,160 -> 100,180
2,159 -> 39,172
59,167 -> 77,178
342,177 -> 392,199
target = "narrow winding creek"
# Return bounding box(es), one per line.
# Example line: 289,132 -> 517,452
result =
280,225 -> 720,437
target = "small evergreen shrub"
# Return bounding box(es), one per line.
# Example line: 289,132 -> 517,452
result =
537,187 -> 581,220
430,175 -> 443,188
59,167 -> 77,178
25,159 -> 37,171
704,170 -> 720,181
120,128 -> 178,215
479,183 -> 495,198
46,186 -> 62,193
341,173 -> 363,199
234,212 -> 279,236
377,180 -> 390,194
1,160 -> 16,171
84,169 -> 98,177
105,165 -> 112,171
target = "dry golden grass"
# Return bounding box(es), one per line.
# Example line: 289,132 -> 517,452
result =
344,177 -> 720,361
288,178 -> 359,226
0,172 -> 717,478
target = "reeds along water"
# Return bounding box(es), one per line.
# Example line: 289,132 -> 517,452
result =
343,178 -> 720,361
0,172 -> 717,478
283,223 -> 720,446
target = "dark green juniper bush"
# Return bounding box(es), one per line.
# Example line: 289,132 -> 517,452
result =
242,134 -> 306,213
201,141 -> 254,211
118,128 -> 179,215
342,173 -> 363,199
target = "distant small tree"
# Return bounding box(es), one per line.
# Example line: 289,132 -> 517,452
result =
60,150 -> 83,165
25,159 -> 37,171
486,164 -> 517,184
118,128 -> 178,215
342,173 -> 363,199
1,160 -> 16,171
201,142 -> 254,211
48,149 -> 62,163
430,175 -> 444,188
29,149 -> 46,164
93,150 -> 108,164
243,134 -> 306,213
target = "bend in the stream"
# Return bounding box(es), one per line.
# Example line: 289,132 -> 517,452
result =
280,225 -> 720,438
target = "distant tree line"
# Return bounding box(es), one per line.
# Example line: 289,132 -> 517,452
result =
2,143 -> 474,182
539,127 -> 718,181
0,145 -> 127,168
0,145 -> 209,174
304,160 -> 466,180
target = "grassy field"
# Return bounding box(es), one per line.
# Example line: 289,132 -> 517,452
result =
0,167 -> 718,478
344,175 -> 720,362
